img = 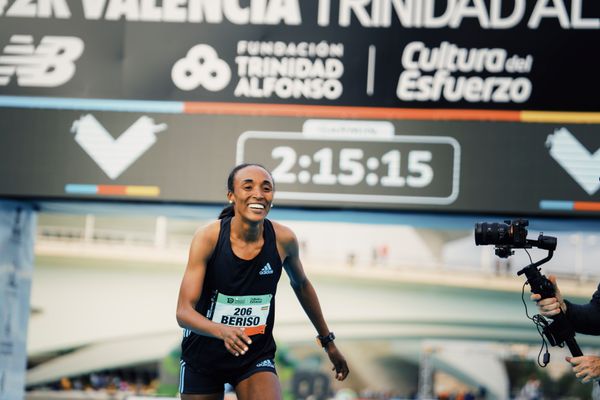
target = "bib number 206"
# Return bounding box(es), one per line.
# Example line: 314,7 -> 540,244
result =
234,307 -> 253,316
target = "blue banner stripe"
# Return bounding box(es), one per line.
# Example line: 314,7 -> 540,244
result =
65,184 -> 98,194
0,96 -> 184,113
539,200 -> 574,210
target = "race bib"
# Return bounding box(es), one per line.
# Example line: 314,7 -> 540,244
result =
211,293 -> 272,335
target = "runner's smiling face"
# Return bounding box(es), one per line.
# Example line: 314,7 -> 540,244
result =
228,165 -> 274,222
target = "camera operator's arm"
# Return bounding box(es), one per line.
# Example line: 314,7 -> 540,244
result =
531,276 -> 600,335
563,284 -> 600,335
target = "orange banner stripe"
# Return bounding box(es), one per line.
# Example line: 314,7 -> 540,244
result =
184,102 -> 521,121
573,202 -> 600,211
97,185 -> 127,195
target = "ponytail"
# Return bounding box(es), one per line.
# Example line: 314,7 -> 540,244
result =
218,204 -> 234,219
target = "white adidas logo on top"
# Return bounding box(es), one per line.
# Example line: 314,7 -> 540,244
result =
259,263 -> 273,275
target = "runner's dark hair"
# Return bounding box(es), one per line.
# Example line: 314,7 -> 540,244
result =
218,163 -> 274,219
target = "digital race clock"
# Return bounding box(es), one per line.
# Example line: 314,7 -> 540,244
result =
236,130 -> 460,206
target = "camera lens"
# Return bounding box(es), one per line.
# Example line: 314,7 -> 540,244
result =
474,222 -> 510,245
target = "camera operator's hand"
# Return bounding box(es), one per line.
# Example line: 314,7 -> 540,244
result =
530,275 -> 567,317
567,355 -> 600,383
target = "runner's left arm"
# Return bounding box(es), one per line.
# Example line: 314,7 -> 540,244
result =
277,224 -> 349,381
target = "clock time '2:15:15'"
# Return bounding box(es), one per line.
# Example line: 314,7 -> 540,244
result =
271,146 -> 433,188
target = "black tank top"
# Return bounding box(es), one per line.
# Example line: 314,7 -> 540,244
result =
181,217 -> 283,371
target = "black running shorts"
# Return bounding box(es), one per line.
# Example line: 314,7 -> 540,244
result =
179,357 -> 277,395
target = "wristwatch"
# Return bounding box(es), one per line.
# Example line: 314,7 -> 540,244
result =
316,332 -> 335,349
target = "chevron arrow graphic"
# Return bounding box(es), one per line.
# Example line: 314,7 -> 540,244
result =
546,127 -> 600,196
71,114 -> 166,180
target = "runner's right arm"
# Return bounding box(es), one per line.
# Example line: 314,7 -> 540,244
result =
176,221 -> 252,356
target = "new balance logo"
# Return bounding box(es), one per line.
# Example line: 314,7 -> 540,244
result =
256,359 -> 275,369
0,35 -> 84,87
259,263 -> 273,276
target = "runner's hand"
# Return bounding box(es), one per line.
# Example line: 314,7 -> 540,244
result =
219,325 -> 252,356
326,343 -> 349,381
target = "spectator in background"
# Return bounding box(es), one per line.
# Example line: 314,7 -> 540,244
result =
517,375 -> 540,400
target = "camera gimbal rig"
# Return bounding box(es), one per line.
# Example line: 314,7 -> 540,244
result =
475,220 -> 582,362
516,244 -> 582,358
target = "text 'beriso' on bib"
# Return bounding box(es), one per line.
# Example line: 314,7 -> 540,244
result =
211,293 -> 272,336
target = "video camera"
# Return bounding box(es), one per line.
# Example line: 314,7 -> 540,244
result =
474,219 -> 556,258
474,219 -> 582,361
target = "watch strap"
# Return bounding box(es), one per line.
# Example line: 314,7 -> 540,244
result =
316,332 -> 335,348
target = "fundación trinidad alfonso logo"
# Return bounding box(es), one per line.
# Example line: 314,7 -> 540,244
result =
0,34 -> 84,87
171,44 -> 231,91
71,115 -> 167,180
546,127 -> 600,196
